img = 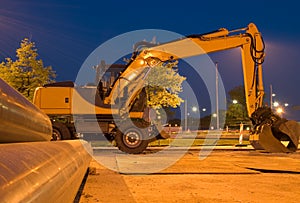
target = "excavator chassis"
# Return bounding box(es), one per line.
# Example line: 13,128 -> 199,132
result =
249,107 -> 300,153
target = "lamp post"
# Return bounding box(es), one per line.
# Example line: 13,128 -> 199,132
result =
184,101 -> 207,131
187,106 -> 206,129
270,84 -> 276,110
270,84 -> 273,110
215,62 -> 220,130
190,106 -> 197,130
184,99 -> 188,131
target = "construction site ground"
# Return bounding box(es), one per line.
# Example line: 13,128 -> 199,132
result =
77,145 -> 300,203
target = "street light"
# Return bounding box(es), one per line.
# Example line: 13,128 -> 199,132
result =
270,84 -> 273,109
215,62 -> 219,130
232,99 -> 238,104
190,106 -> 198,130
190,106 -> 206,130
184,100 -> 200,131
184,99 -> 188,131
276,107 -> 284,117
273,101 -> 279,108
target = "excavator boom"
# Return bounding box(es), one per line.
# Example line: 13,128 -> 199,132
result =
106,23 -> 299,153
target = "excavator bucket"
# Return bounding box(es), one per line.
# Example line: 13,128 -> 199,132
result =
250,120 -> 300,153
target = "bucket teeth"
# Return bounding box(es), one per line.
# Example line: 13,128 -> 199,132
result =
277,120 -> 300,151
250,107 -> 300,153
250,121 -> 300,153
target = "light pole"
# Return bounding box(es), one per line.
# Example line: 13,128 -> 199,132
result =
186,105 -> 204,131
215,62 -> 220,130
184,99 -> 188,131
270,84 -> 276,110
270,84 -> 273,109
191,106 -> 197,130
201,108 -> 207,118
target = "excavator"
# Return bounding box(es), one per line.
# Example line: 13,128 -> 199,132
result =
33,23 -> 300,154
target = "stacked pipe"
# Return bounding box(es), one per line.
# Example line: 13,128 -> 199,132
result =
0,78 -> 92,202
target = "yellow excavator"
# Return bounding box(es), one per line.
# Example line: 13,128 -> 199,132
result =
33,23 -> 300,154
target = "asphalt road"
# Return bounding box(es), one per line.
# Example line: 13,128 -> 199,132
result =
78,148 -> 300,203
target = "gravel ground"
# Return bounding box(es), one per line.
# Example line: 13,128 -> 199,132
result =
78,149 -> 300,203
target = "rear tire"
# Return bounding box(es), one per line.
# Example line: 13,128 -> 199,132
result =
115,121 -> 149,154
52,122 -> 71,140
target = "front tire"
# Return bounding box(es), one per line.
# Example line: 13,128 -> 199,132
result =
52,122 -> 71,140
115,121 -> 150,154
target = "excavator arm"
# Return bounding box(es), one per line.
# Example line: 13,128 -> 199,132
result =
106,23 -> 299,152
138,23 -> 265,117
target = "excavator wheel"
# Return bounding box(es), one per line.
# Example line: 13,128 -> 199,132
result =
250,107 -> 300,153
52,121 -> 71,141
115,120 -> 151,154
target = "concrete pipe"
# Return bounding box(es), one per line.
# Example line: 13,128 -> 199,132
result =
0,140 -> 92,203
0,78 -> 52,142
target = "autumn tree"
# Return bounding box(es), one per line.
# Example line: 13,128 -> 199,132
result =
136,61 -> 185,123
145,61 -> 186,109
0,38 -> 56,101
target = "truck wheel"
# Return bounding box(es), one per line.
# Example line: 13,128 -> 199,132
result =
115,122 -> 149,154
52,122 -> 71,140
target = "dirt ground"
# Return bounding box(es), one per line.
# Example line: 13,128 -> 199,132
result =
78,149 -> 300,203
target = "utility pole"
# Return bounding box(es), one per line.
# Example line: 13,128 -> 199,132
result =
270,84 -> 273,110
184,99 -> 188,131
216,62 -> 220,130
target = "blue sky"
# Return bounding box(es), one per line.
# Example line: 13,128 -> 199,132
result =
1,0 -> 300,120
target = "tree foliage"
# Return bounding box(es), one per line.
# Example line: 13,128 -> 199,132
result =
225,85 -> 250,126
145,61 -> 186,109
0,38 -> 56,101
228,86 -> 246,105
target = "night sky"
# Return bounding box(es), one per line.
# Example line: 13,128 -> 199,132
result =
1,0 -> 300,120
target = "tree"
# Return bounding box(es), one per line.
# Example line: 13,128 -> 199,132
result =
225,85 -> 250,127
0,38 -> 56,101
145,61 -> 186,109
228,85 -> 246,105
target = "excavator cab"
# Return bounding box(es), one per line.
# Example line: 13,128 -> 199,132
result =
94,63 -> 126,101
